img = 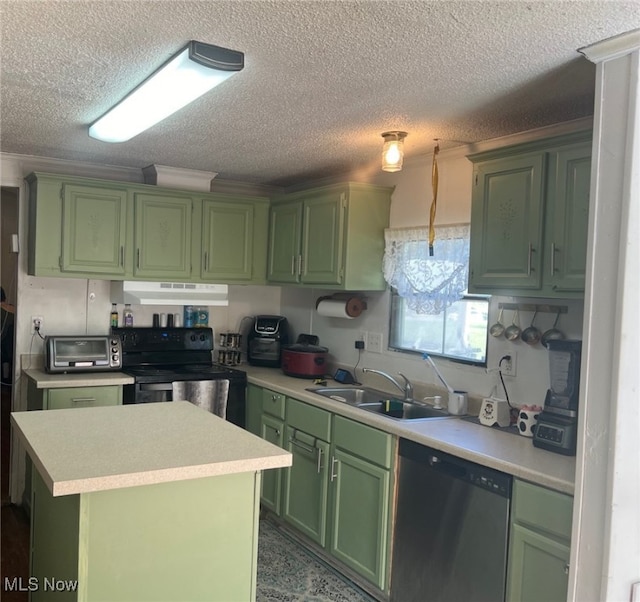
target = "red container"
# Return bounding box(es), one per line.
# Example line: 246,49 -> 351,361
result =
281,344 -> 328,378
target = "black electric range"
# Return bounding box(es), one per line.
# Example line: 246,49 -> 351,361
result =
112,327 -> 247,428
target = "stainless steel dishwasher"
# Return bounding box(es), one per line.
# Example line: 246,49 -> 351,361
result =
390,439 -> 512,602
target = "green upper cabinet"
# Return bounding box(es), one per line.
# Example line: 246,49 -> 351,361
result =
544,143 -> 592,293
61,183 -> 128,276
27,172 -> 271,283
133,192 -> 193,280
200,195 -> 269,283
267,182 -> 392,290
268,202 -> 303,283
468,131 -> 592,298
469,153 -> 546,291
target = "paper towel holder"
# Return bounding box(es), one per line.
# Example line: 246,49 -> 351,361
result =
315,294 -> 367,318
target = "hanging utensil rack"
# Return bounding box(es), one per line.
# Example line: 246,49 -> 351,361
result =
498,303 -> 568,314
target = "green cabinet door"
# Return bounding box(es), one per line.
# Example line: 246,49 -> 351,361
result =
282,425 -> 330,546
133,192 -> 192,279
506,523 -> 570,602
268,202 -> 302,283
329,447 -> 390,591
61,183 -> 128,275
545,143 -> 592,293
260,414 -> 284,514
301,192 -> 345,285
469,153 -> 546,291
245,384 -> 262,436
201,199 -> 254,281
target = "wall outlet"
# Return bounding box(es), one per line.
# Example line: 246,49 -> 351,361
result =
31,316 -> 43,334
367,332 -> 384,354
501,352 -> 517,377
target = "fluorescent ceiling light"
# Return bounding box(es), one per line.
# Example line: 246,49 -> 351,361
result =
89,41 -> 244,143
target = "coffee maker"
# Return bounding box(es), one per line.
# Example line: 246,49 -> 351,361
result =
533,339 -> 582,455
247,315 -> 289,367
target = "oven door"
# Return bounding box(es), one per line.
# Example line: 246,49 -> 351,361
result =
124,380 -> 246,428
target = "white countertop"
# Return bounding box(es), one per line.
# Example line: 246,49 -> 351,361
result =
243,365 -> 576,495
11,401 -> 292,497
24,368 -> 135,388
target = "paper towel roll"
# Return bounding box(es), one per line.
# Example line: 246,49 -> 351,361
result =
316,298 -> 364,319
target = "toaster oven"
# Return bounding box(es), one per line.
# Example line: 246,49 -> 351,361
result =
44,335 -> 122,373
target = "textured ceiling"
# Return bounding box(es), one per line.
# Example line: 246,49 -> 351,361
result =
1,1 -> 639,187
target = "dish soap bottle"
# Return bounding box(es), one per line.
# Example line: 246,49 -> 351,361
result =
123,304 -> 134,327
110,303 -> 119,328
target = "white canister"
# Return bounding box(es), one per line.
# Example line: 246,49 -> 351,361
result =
448,391 -> 468,416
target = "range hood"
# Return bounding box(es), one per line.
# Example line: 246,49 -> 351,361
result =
111,281 -> 229,306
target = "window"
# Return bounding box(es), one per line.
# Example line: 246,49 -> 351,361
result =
389,290 -> 489,365
383,223 -> 489,365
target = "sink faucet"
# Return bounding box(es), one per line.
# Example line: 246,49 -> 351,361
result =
362,368 -> 414,401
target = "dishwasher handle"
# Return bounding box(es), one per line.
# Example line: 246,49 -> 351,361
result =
427,454 -> 467,480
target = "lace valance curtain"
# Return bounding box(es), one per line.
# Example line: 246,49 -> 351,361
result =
383,224 -> 470,314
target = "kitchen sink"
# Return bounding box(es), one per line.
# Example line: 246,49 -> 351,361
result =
306,386 -> 389,405
306,386 -> 454,421
357,400 -> 451,420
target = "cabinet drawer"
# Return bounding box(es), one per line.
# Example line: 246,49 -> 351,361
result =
46,386 -> 121,410
333,415 -> 393,469
262,388 -> 286,419
512,480 -> 573,541
287,398 -> 331,441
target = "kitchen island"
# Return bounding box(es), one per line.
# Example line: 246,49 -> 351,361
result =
11,401 -> 292,602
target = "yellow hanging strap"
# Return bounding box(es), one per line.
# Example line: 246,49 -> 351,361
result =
429,141 -> 440,256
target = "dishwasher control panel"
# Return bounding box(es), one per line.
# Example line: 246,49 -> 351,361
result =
469,471 -> 511,496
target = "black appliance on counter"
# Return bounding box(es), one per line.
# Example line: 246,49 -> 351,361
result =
533,339 -> 582,455
247,315 -> 289,367
113,327 -> 247,428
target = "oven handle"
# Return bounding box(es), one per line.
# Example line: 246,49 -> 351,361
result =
138,383 -> 173,391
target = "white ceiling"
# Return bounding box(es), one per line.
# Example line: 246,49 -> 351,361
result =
1,1 -> 639,188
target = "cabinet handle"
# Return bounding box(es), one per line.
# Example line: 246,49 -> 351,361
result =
271,394 -> 278,402
136,248 -> 140,269
120,246 -> 124,266
275,428 -> 281,436
316,447 -> 323,474
330,457 -> 339,482
550,242 -> 557,274
289,436 -> 315,455
298,255 -> 304,276
291,255 -> 295,275
71,397 -> 96,403
204,252 -> 208,271
527,242 -> 533,276
564,563 -> 570,575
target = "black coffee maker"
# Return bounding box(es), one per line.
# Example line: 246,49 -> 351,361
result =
247,315 -> 289,367
533,339 -> 582,455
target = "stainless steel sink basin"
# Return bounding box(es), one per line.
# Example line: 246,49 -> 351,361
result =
306,387 -> 387,405
306,386 -> 454,421
357,400 -> 451,420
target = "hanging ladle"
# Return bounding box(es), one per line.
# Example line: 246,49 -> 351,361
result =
489,307 -> 505,338
541,310 -> 566,348
521,311 -> 542,346
504,310 -> 521,341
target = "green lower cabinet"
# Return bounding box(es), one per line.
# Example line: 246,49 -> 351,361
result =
506,479 -> 573,602
260,414 -> 284,514
506,523 -> 570,602
245,384 -> 263,437
282,425 -> 330,546
328,446 -> 390,590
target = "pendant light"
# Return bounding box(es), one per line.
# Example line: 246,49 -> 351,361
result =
381,131 -> 408,172
89,41 -> 244,143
